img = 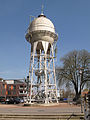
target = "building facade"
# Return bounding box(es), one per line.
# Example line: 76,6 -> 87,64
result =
0,79 -> 28,99
0,80 -> 7,97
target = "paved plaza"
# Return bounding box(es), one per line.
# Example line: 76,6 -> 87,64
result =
0,103 -> 82,115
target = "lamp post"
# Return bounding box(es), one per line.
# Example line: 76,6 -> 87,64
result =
79,69 -> 83,113
87,90 -> 90,120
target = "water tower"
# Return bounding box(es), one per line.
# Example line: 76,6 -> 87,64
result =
25,12 -> 58,104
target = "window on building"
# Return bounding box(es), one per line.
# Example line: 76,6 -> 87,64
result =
3,84 -> 5,88
24,91 -> 27,94
20,85 -> 23,88
5,84 -> 7,89
11,85 -> 13,90
19,91 -> 23,94
13,85 -> 16,90
8,90 -> 11,95
9,86 -> 11,90
2,90 -> 5,95
19,85 -> 23,89
24,86 -> 27,89
13,91 -> 16,95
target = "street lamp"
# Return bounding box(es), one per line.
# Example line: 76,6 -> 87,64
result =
79,68 -> 84,113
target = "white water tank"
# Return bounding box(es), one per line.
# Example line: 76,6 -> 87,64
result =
25,14 -> 58,44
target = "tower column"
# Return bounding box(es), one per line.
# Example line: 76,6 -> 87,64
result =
44,53 -> 48,103
51,44 -> 58,103
29,42 -> 37,103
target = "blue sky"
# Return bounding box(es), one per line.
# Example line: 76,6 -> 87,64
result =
0,0 -> 90,79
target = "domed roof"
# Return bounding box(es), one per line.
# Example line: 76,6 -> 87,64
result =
29,15 -> 55,33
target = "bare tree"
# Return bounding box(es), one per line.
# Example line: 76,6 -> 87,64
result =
56,50 -> 90,101
0,78 -> 3,80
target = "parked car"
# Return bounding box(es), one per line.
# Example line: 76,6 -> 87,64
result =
0,97 -> 6,103
6,98 -> 21,104
5,98 -> 9,104
5,98 -> 14,104
20,99 -> 24,103
14,98 -> 21,104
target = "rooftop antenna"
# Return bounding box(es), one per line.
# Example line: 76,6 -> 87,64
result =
41,4 -> 44,15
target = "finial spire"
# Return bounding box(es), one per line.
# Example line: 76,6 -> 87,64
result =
38,4 -> 46,17
41,4 -> 44,15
